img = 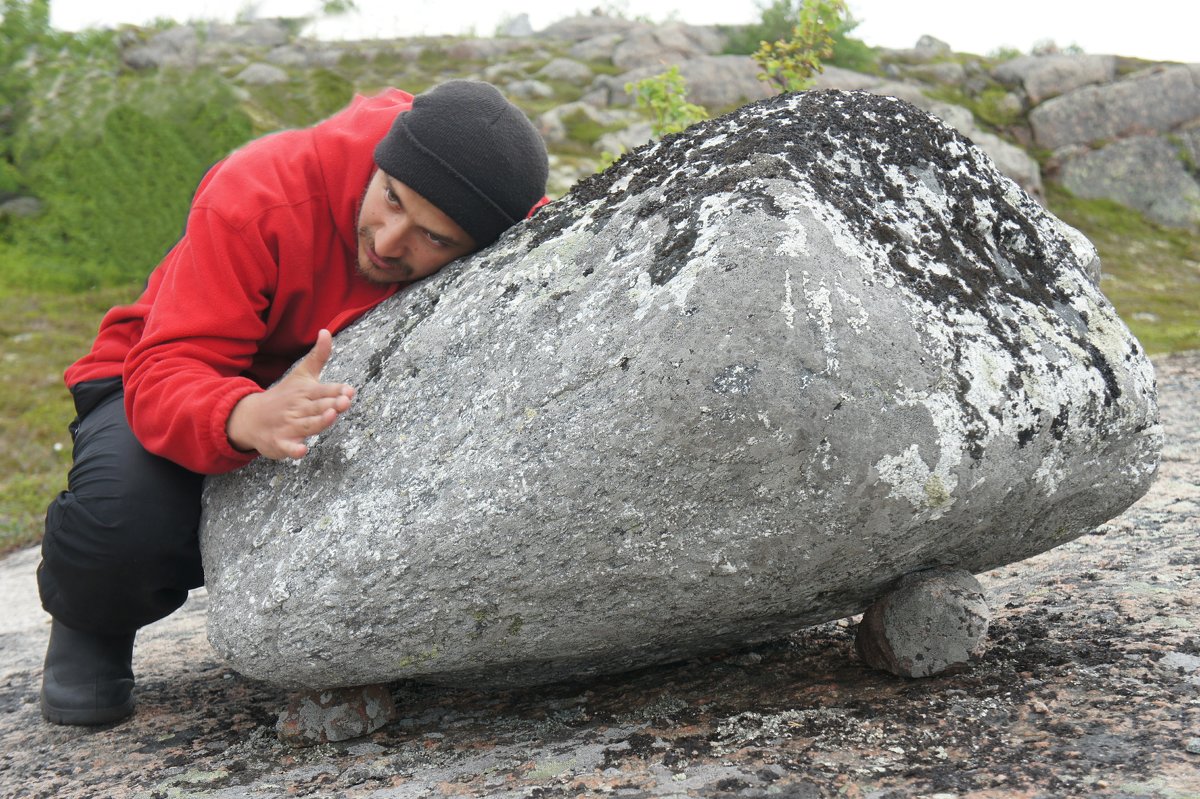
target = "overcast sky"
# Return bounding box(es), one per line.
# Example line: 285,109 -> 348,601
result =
48,0 -> 1199,63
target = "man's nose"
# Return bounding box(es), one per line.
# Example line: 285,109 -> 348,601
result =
375,216 -> 410,258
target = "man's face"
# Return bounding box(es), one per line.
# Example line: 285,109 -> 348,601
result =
355,170 -> 476,285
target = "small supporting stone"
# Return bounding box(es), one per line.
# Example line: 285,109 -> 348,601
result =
276,684 -> 397,746
855,567 -> 990,678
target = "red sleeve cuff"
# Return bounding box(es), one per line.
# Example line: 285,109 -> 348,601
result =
200,380 -> 263,475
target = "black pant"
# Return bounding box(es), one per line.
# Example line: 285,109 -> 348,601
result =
38,378 -> 205,636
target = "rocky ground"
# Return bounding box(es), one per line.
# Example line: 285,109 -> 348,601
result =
1,352 -> 1197,799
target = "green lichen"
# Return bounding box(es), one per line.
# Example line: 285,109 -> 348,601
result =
395,648 -> 439,669
923,475 -> 951,508
528,759 -> 575,779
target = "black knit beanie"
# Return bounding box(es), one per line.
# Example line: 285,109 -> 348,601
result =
373,80 -> 549,248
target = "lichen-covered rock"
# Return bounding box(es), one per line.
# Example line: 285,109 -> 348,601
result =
276,685 -> 396,746
855,568 -> 990,678
201,90 -> 1161,690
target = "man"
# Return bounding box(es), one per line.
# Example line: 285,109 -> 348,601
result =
37,80 -> 549,725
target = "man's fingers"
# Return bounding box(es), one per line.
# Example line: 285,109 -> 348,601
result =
296,329 -> 334,379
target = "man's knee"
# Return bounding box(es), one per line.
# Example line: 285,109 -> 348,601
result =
63,390 -> 205,558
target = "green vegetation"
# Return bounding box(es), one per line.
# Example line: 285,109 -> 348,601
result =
626,66 -> 709,138
0,283 -> 139,555
1046,186 -> 1200,355
925,84 -> 1024,130
752,0 -> 845,92
6,80 -> 253,290
725,0 -> 876,74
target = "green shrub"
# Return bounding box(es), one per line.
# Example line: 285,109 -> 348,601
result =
752,0 -> 846,92
723,0 -> 800,55
3,75 -> 251,289
725,0 -> 876,74
626,66 -> 709,138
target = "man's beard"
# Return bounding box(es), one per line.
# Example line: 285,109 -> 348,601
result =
356,225 -> 414,284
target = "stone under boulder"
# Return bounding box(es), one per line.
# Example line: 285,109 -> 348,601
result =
201,90 -> 1161,690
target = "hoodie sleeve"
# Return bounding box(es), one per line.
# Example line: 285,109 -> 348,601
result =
122,204 -> 276,475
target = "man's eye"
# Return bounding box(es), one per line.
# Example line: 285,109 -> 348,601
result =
384,187 -> 398,204
426,232 -> 448,248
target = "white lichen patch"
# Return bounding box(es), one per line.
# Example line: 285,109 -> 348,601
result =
774,224 -> 807,259
780,269 -> 797,329
630,192 -> 738,321
835,285 -> 869,334
875,444 -> 936,508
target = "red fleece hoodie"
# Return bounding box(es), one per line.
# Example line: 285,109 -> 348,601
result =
65,90 -> 413,474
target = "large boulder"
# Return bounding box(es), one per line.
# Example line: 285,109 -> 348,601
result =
610,23 -> 725,71
201,90 -> 1161,690
1029,64 -> 1200,151
991,54 -> 1116,104
1061,132 -> 1200,229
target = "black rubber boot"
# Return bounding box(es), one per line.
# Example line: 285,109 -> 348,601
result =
40,620 -> 136,725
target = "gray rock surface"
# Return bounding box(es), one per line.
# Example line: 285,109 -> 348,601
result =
610,23 -> 724,71
536,102 -> 636,149
445,38 -> 530,62
211,19 -> 292,48
992,53 -> 1117,104
276,685 -> 397,746
235,62 -> 290,86
899,60 -> 968,87
498,13 -> 534,38
1029,64 -> 1200,151
1061,132 -> 1200,229
121,25 -> 200,70
505,78 -> 554,100
0,195 -> 43,218
536,57 -> 595,85
568,32 -> 625,62
606,55 -> 774,111
201,90 -> 1160,691
812,66 -> 886,92
855,568 -> 990,677
596,120 -> 653,157
877,35 -> 952,65
265,43 -> 341,69
537,14 -> 638,42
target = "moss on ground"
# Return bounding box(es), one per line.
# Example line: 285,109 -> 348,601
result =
1046,185 -> 1200,355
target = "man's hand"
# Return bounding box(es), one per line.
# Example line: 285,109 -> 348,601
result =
226,329 -> 355,460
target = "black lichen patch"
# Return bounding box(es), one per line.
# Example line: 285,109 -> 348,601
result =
1050,406 -> 1070,440
651,226 -> 699,286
